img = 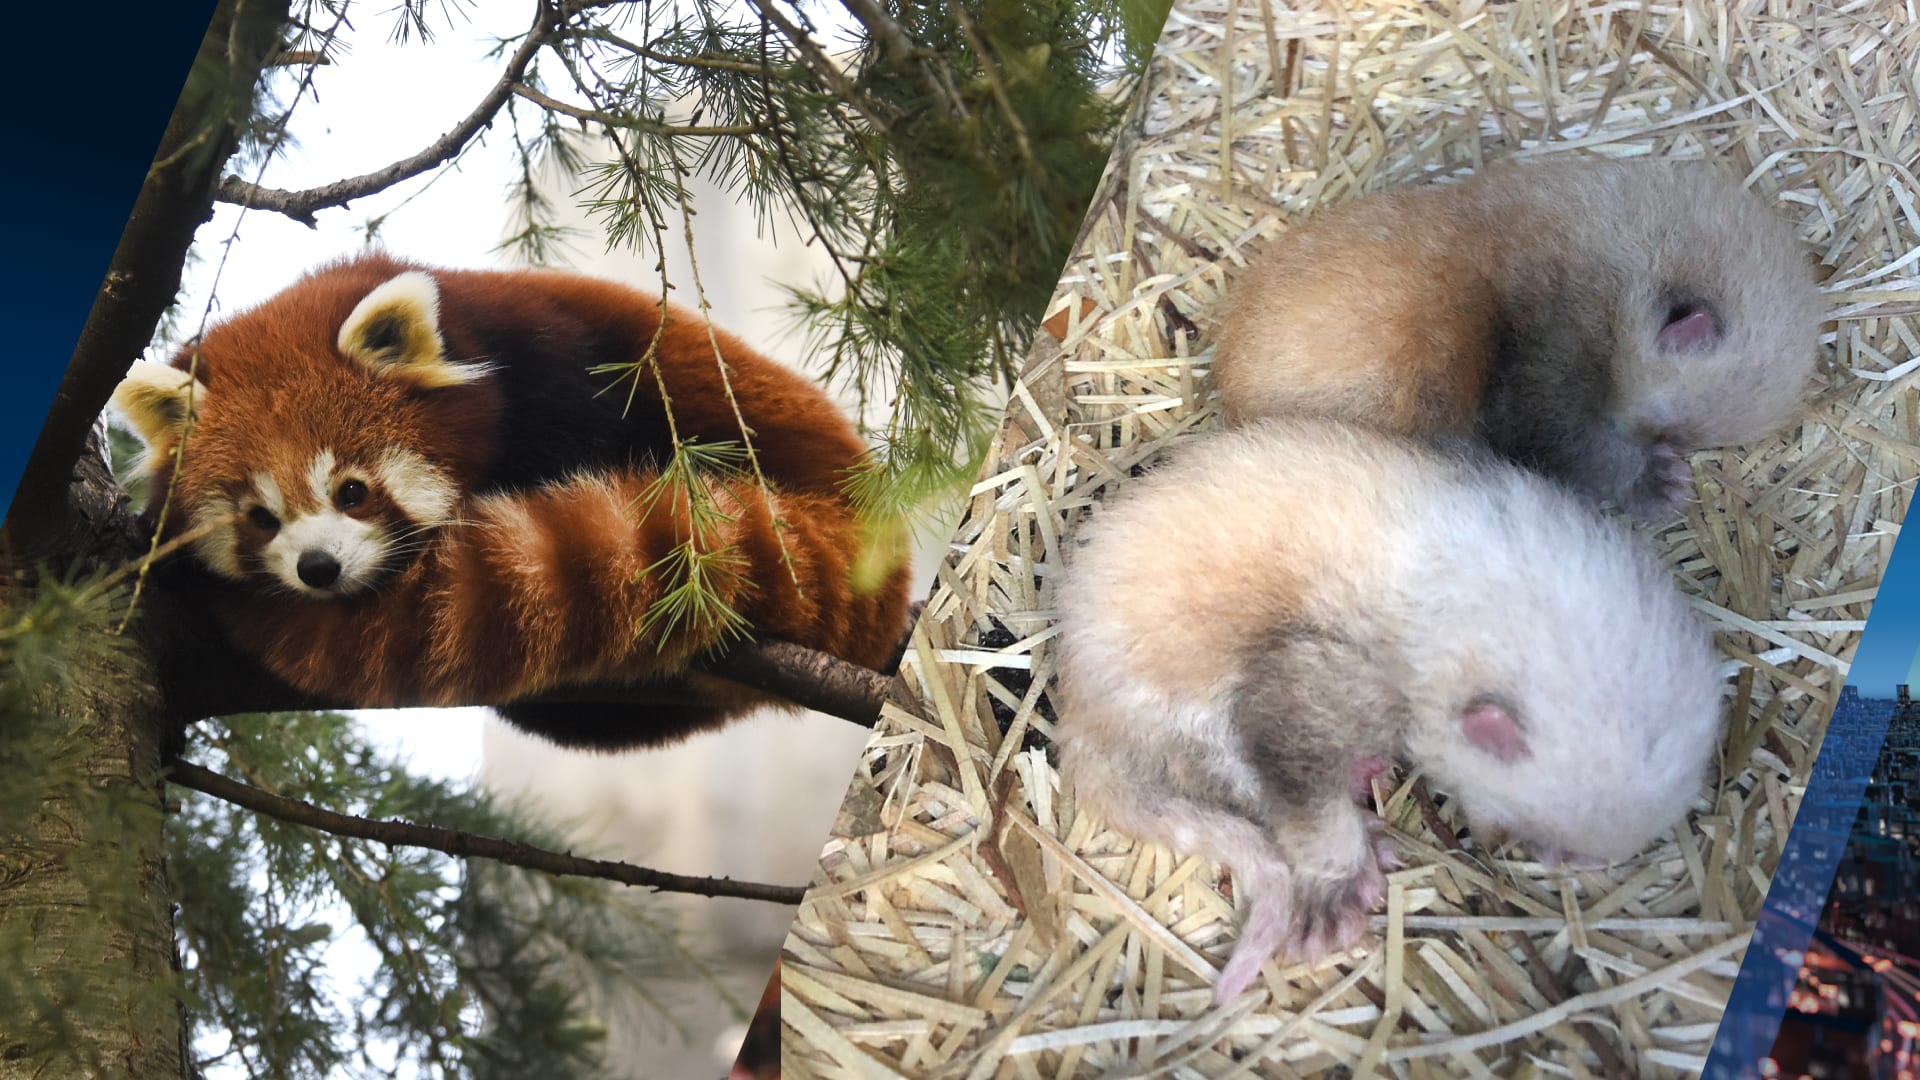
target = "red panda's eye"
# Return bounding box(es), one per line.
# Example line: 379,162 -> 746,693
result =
335,479 -> 368,510
247,506 -> 280,531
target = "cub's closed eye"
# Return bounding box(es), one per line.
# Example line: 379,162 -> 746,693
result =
336,479 -> 368,510
247,506 -> 280,531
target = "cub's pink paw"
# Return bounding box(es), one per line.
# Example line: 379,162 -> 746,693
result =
1367,814 -> 1403,872
1285,863 -> 1385,964
1627,441 -> 1694,521
1348,754 -> 1395,802
1214,840 -> 1398,1001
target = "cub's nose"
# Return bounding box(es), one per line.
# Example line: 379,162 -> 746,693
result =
297,550 -> 341,589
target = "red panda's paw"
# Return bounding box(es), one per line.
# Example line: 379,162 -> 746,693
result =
1281,860 -> 1384,965
1625,440 -> 1695,522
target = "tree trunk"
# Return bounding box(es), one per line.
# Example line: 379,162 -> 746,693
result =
0,652 -> 180,1077
0,441 -> 183,1077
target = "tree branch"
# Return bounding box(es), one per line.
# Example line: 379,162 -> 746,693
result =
509,83 -> 765,136
837,0 -> 967,119
700,639 -> 892,725
564,27 -> 766,75
166,759 -> 808,904
746,0 -> 893,136
838,0 -> 919,68
268,49 -> 331,67
947,2 -> 1035,168
159,629 -> 893,729
143,551 -> 903,730
216,5 -> 555,226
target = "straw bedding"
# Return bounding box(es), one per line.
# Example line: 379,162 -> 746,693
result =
780,1 -> 1920,1075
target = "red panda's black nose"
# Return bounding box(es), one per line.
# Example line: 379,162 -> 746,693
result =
297,551 -> 341,589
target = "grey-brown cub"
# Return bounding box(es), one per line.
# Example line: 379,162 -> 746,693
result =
1212,158 -> 1823,518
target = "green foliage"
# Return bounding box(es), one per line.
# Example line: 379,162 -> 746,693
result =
105,421 -> 151,508
0,563 -> 730,1077
630,440 -> 757,649
207,0 -> 1175,653
168,0 -> 293,180
502,0 -> 1162,536
174,711 -> 733,1078
90,3 -> 1184,1073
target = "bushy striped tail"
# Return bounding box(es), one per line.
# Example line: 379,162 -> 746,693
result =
223,466 -> 912,740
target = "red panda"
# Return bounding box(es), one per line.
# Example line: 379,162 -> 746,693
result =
112,252 -> 913,750
1211,159 -> 1822,519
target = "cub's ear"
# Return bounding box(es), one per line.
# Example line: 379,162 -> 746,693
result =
112,360 -> 209,445
1459,700 -> 1528,763
337,271 -> 481,389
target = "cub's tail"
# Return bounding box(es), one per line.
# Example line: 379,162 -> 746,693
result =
421,465 -> 911,743
227,463 -> 912,747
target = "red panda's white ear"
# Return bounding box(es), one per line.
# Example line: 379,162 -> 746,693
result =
112,360 -> 209,446
337,272 -> 479,389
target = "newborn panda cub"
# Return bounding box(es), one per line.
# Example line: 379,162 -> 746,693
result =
1051,418 -> 1724,1000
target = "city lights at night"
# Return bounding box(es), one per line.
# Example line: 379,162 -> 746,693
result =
1769,685 -> 1920,1077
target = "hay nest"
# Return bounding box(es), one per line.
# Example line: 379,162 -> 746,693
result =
781,1 -> 1920,1075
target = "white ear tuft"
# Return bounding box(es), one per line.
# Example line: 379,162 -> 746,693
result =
111,360 -> 209,446
337,271 -> 479,388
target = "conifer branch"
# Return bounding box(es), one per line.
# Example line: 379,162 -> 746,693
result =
838,0 -> 968,119
750,13 -> 868,317
267,48 -> 330,67
564,27 -> 765,74
947,2 -> 1036,169
839,0 -> 920,67
166,759 -> 809,904
745,0 -> 892,135
216,5 -> 555,226
509,84 -> 766,136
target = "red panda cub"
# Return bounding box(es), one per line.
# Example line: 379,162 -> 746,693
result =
1211,159 -> 1823,519
1052,419 -> 1726,1001
112,253 -> 912,750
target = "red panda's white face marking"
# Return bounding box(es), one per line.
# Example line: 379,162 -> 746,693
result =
243,449 -> 375,595
109,266 -> 487,598
373,447 -> 459,526
217,446 -> 461,597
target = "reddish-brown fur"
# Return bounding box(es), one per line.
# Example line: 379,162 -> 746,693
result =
130,253 -> 911,745
211,469 -> 904,708
1212,160 -> 1822,517
157,254 -> 869,505
1215,187 -> 1499,434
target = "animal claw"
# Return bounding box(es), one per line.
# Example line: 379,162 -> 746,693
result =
1627,440 -> 1694,521
1366,813 -> 1403,870
1281,861 -> 1384,963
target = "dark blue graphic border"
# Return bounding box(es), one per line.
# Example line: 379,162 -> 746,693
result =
1,4 -> 215,521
